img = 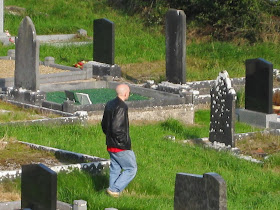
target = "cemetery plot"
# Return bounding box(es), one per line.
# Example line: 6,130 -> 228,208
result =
0,100 -> 57,122
0,139 -> 85,171
46,88 -> 150,104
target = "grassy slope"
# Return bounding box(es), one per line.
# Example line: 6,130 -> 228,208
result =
1,112 -> 279,209
2,0 -> 280,82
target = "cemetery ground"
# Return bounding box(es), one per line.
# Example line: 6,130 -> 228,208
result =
0,109 -> 280,209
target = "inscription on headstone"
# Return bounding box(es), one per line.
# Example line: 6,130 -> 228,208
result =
165,9 -> 186,84
245,58 -> 273,114
15,16 -> 39,91
93,18 -> 115,65
174,172 -> 227,210
209,71 -> 236,147
21,164 -> 57,210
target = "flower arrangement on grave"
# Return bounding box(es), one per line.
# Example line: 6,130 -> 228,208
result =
73,60 -> 88,69
5,30 -> 15,44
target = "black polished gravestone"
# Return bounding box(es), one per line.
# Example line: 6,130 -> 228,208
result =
245,58 -> 273,114
21,164 -> 57,210
93,18 -> 115,65
165,9 -> 186,84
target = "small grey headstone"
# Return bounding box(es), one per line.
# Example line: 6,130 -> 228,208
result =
245,58 -> 273,114
165,9 -> 186,84
93,18 -> 115,65
209,70 -> 236,147
76,93 -> 92,105
174,172 -> 227,210
21,164 -> 57,210
15,16 -> 39,91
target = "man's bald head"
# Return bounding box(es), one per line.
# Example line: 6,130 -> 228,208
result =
116,84 -> 130,101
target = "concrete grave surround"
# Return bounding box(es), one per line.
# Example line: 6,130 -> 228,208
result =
174,172 -> 227,210
21,164 -> 57,210
165,9 -> 186,84
15,16 -> 40,91
209,71 -> 236,147
245,58 -> 273,114
93,18 -> 115,65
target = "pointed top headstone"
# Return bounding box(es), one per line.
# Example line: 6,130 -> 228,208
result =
15,16 -> 39,91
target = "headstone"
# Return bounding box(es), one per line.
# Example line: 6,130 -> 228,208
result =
21,164 -> 57,210
15,16 -> 40,91
76,93 -> 92,105
165,9 -> 186,84
245,58 -> 273,114
174,172 -> 227,210
209,71 -> 236,147
93,18 -> 115,65
65,90 -> 77,102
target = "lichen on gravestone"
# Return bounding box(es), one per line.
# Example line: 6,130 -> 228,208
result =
209,70 -> 236,147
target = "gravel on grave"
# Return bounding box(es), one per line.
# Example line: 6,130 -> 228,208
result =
0,60 -> 70,78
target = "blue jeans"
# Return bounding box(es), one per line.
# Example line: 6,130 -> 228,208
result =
108,150 -> 137,193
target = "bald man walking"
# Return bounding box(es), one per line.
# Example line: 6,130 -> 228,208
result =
101,84 -> 137,197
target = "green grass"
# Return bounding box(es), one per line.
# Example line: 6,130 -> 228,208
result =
2,1 -> 280,82
46,88 -> 149,104
1,110 -> 276,209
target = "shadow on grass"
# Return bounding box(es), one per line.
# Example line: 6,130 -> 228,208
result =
91,173 -> 109,192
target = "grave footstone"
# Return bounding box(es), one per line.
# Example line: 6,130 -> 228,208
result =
15,16 -> 39,91
165,9 -> 186,84
209,70 -> 236,147
93,18 -> 115,65
174,172 -> 227,210
245,58 -> 273,114
21,164 -> 57,210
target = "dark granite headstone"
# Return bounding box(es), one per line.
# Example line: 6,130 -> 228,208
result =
21,164 -> 57,210
245,58 -> 273,114
174,172 -> 227,210
15,16 -> 39,91
165,9 -> 186,84
209,71 -> 236,147
65,90 -> 77,102
93,18 -> 115,65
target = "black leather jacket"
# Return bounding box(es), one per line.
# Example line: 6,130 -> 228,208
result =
101,97 -> 131,150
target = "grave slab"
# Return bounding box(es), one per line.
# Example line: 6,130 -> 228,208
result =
237,108 -> 277,128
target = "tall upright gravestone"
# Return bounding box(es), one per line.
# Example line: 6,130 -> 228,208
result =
165,9 -> 186,84
21,164 -> 57,210
245,58 -> 273,114
93,18 -> 115,65
209,71 -> 236,147
15,16 -> 39,91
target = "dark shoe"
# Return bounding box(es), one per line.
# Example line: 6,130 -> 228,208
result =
106,188 -> 120,198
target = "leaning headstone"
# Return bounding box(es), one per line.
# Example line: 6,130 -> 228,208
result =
21,164 -> 57,210
209,70 -> 236,147
174,172 -> 227,210
15,16 -> 40,91
165,9 -> 186,84
76,93 -> 92,105
245,58 -> 273,114
93,18 -> 115,65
